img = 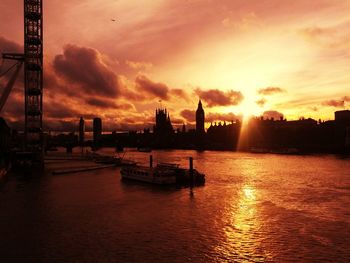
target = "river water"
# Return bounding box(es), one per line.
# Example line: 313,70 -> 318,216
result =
1,150 -> 350,262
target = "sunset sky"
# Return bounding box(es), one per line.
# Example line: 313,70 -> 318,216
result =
1,0 -> 350,131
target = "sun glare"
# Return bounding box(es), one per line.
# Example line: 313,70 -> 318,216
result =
238,98 -> 263,119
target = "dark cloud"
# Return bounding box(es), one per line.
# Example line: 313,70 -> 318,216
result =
125,79 -> 188,102
263,110 -> 284,120
180,109 -> 196,123
258,87 -> 285,95
135,74 -> 169,100
45,101 -> 79,119
206,112 -> 241,123
195,88 -> 243,107
86,98 -> 118,109
1,93 -> 24,119
44,100 -> 95,120
53,44 -> 121,97
86,97 -> 134,110
256,98 -> 267,107
43,70 -> 70,98
122,88 -> 147,101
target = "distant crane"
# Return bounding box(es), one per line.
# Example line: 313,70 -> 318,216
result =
0,0 -> 44,165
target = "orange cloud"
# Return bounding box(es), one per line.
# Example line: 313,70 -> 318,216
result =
258,87 -> 285,95
206,112 -> 241,123
180,109 -> 196,123
126,60 -> 153,71
321,96 -> 350,108
256,98 -> 267,107
170,89 -> 189,101
300,22 -> 350,50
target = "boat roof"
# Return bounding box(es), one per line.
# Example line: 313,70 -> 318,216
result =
157,162 -> 179,168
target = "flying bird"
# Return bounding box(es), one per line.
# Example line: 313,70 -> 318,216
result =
111,19 -> 116,22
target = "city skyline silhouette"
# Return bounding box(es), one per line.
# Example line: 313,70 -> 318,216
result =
1,0 -> 350,133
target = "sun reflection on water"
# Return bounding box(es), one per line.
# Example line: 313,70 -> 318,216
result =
215,184 -> 266,262
233,185 -> 257,238
243,186 -> 256,201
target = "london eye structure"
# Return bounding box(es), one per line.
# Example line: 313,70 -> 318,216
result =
0,0 -> 44,164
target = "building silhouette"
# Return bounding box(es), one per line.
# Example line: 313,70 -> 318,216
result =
196,100 -> 205,134
207,120 -> 241,150
154,108 -> 173,135
79,117 -> 85,146
244,112 -> 350,153
335,110 -> 350,123
182,123 -> 186,133
334,110 -> 350,152
40,104 -> 350,154
93,117 -> 102,145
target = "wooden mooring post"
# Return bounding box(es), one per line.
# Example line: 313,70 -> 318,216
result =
189,157 -> 194,196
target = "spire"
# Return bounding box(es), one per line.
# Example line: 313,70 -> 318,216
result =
198,99 -> 203,109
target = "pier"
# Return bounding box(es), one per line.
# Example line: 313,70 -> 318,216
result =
52,164 -> 116,175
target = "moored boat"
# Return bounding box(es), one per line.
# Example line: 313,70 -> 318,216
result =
120,156 -> 205,186
121,165 -> 177,185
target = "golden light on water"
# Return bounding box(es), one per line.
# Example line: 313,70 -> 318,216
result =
242,185 -> 256,201
234,185 -> 257,233
216,183 -> 264,261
